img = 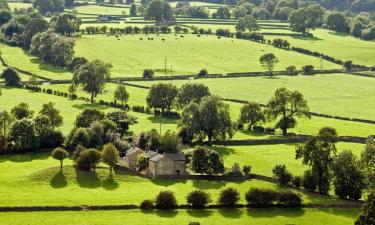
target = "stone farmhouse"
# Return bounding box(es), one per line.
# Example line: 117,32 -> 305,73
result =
121,147 -> 187,178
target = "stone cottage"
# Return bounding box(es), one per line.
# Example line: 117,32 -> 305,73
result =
123,147 -> 144,169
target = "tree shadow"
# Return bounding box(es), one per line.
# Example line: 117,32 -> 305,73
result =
218,208 -> 244,218
328,31 -> 349,37
72,103 -> 111,110
192,179 -> 226,190
29,57 -> 71,75
262,76 -> 280,80
75,169 -> 101,188
313,208 -> 359,219
212,146 -> 235,157
147,116 -> 177,125
50,170 -> 68,188
102,171 -> 119,190
247,208 -> 305,218
150,178 -> 187,187
186,209 -> 214,218
155,210 -> 178,218
290,34 -> 322,41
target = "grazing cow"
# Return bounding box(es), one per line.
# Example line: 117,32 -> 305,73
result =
162,38 -> 165,41
140,38 -> 143,40
180,35 -> 184,38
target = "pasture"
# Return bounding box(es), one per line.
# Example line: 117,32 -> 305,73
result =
74,34 -> 340,77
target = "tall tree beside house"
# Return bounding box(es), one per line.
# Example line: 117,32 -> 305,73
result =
295,127 -> 338,194
146,83 -> 178,113
114,84 -> 129,107
266,87 -> 310,136
181,95 -> 234,145
101,143 -> 119,172
144,0 -> 174,25
73,60 -> 112,104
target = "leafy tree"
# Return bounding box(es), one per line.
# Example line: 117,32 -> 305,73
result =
68,57 -> 88,71
0,110 -> 12,137
325,12 -> 350,33
75,108 -> 105,128
238,102 -> 265,130
186,190 -> 211,208
159,130 -> 182,153
39,102 -> 63,128
75,147 -> 101,170
266,87 -> 310,136
50,13 -> 80,36
0,10 -> 11,27
259,53 -> 279,75
360,138 -> 375,189
107,110 -> 137,134
21,17 -> 48,47
181,95 -> 234,145
296,127 -> 338,194
242,165 -> 251,175
0,0 -> 9,10
33,0 -> 64,14
355,191 -> 375,225
155,191 -> 177,209
11,103 -> 34,120
289,5 -> 324,35
9,118 -> 38,151
101,143 -> 119,172
1,67 -> 21,87
1,15 -> 31,38
144,0 -> 174,25
197,69 -> 208,77
73,59 -> 111,104
218,187 -> 240,206
214,6 -> 231,19
66,127 -> 90,149
143,69 -> 154,78
130,4 -> 137,17
351,21 -> 363,38
235,15 -> 259,32
301,169 -> 318,192
114,84 -> 129,107
343,60 -> 353,71
233,3 -> 254,18
176,83 -> 210,108
52,147 -> 69,169
332,150 -> 365,200
272,164 -> 292,185
146,83 -> 178,113
34,115 -> 52,136
191,147 -> 224,175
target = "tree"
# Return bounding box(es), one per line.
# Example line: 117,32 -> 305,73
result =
52,147 -> 69,169
301,169 -> 318,192
114,84 -> 129,107
215,6 -> 231,19
39,102 -> 63,128
296,127 -> 338,194
73,60 -> 111,104
243,165 -> 251,175
259,53 -> 279,75
266,87 -> 310,136
158,130 -> 182,153
9,118 -> 38,151
180,95 -> 234,145
218,187 -> 240,206
191,147 -> 224,175
75,108 -> 105,128
130,4 -> 137,17
332,150 -> 365,200
50,13 -> 80,36
360,138 -> 375,189
144,0 -> 174,25
272,164 -> 292,185
288,5 -> 324,35
21,17 -> 48,47
325,12 -> 350,33
75,147 -> 101,170
0,10 -> 11,27
0,110 -> 12,137
34,115 -> 52,136
186,190 -> 211,208
33,0 -> 64,14
143,69 -> 154,78
101,143 -> 119,172
107,110 -> 137,134
1,67 -> 21,87
355,191 -> 375,225
146,83 -> 178,113
155,191 -> 177,210
343,60 -> 353,71
176,83 -> 210,108
11,103 -> 34,120
235,15 -> 259,32
362,26 -> 375,41
238,102 -> 265,130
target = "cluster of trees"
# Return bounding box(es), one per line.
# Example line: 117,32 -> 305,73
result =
82,25 -> 188,35
0,102 -> 64,152
65,109 -> 136,152
143,0 -> 174,25
140,187 -> 301,210
0,67 -> 21,87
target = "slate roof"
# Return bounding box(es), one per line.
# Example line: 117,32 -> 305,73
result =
149,153 -> 185,162
125,147 -> 144,156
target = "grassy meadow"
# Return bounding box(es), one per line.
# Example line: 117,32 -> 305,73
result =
74,34 -> 340,77
0,208 -> 359,225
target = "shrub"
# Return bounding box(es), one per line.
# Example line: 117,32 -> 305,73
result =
301,65 -> 314,75
286,65 -> 298,75
51,147 -> 69,169
218,187 -> 240,206
143,69 -> 154,79
291,176 -> 301,188
242,165 -> 251,175
226,162 -> 243,176
40,130 -> 64,148
155,191 -> 177,210
197,69 -> 208,77
140,199 -> 154,210
188,222 -> 200,225
277,191 -> 302,207
272,164 -> 292,185
186,190 -> 211,208
245,188 -> 277,207
302,170 -> 318,192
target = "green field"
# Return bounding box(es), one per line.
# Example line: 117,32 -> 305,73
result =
7,2 -> 32,11
0,152 -> 358,207
264,29 -> 375,67
67,4 -> 129,15
0,208 -> 359,225
74,34 -> 340,77
128,73 -> 375,121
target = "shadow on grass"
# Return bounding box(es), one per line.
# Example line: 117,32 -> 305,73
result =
50,170 -> 68,188
147,115 -> 178,125
186,209 -> 214,218
328,31 -> 349,37
72,103 -> 111,110
192,179 -> 226,190
155,210 -> 178,218
218,208 -> 244,218
102,172 -> 119,190
290,34 -> 322,41
2,152 -> 50,163
75,169 -> 101,188
212,146 -> 235,157
150,178 -> 187,187
29,57 -> 71,74
246,208 -> 305,218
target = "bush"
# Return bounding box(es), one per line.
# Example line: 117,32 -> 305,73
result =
197,69 -> 208,77
242,165 -> 251,175
140,199 -> 154,210
226,162 -> 243,176
286,65 -> 298,75
291,176 -> 301,188
40,130 -> 64,148
218,187 -> 240,206
186,190 -> 211,208
277,191 -> 301,207
188,222 -> 200,225
245,188 -> 277,207
302,170 -> 318,192
301,65 -> 314,75
272,164 -> 292,185
155,191 -> 177,210
143,69 -> 154,79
